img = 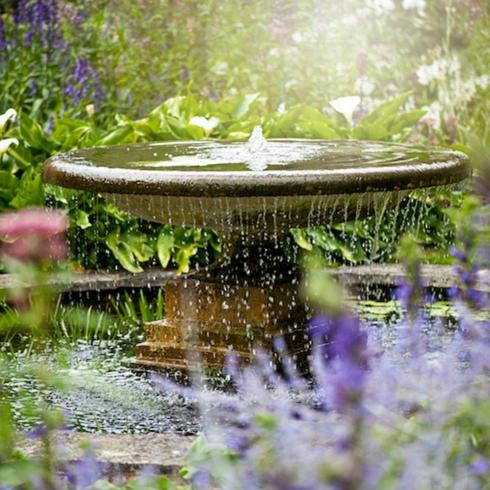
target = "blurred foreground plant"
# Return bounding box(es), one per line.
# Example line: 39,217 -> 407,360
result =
0,207 -> 70,488
178,256 -> 490,489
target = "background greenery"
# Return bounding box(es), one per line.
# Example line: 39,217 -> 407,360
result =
1,0 -> 489,272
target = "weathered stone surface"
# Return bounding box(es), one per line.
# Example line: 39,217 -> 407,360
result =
17,431 -> 196,477
1,264 -> 488,293
136,274 -> 311,370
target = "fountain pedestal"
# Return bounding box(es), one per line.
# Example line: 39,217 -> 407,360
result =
136,242 -> 311,370
137,276 -> 309,370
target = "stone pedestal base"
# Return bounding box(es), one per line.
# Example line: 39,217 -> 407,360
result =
136,274 -> 310,371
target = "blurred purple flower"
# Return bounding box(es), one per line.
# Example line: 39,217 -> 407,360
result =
310,313 -> 369,412
64,57 -> 103,107
396,261 -> 425,320
64,448 -> 104,489
193,469 -> 212,489
450,246 -> 484,309
469,457 -> 488,476
27,422 -> 49,439
0,17 -> 6,51
310,314 -> 368,366
14,0 -> 60,49
0,208 -> 68,263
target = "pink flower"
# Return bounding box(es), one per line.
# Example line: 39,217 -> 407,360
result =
0,208 -> 69,263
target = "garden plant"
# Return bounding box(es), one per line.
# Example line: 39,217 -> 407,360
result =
0,0 -> 489,489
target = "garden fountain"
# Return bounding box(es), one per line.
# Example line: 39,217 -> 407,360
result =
43,131 -> 470,370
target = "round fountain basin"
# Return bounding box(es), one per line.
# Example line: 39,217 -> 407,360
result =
43,140 -> 470,234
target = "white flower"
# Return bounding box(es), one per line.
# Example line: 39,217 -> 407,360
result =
268,48 -> 280,58
0,109 -> 17,132
368,0 -> 395,14
85,104 -> 96,117
402,0 -> 426,11
0,138 -> 19,156
416,57 -> 461,86
330,96 -> 361,123
189,116 -> 220,136
474,74 -> 490,90
416,60 -> 444,86
292,32 -> 303,43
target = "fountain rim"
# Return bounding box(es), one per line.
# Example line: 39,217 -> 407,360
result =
42,139 -> 471,198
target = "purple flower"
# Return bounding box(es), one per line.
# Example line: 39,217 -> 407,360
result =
27,423 -> 49,439
0,17 -> 6,51
310,314 -> 369,412
310,314 -> 368,366
64,448 -> 104,489
14,0 -> 60,49
192,469 -> 212,489
450,246 -> 484,309
64,57 -> 103,107
470,457 -> 488,476
330,360 -> 367,410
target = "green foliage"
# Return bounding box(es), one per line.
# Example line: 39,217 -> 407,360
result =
290,190 -> 459,266
2,0 -> 487,272
1,89 -> 436,272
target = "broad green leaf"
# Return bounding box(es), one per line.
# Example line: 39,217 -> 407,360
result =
74,209 -> 91,229
96,125 -> 134,146
352,121 -> 389,141
307,228 -> 338,251
232,93 -> 260,119
175,245 -> 197,274
9,171 -> 44,209
337,243 -> 366,263
19,115 -> 51,152
107,232 -> 143,273
125,231 -> 154,262
360,92 -> 411,125
390,110 -> 426,135
290,228 -> 313,250
157,227 -> 175,268
0,171 -> 19,201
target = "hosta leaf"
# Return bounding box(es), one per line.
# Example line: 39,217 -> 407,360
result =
74,209 -> 91,229
175,245 -> 197,274
157,227 -> 176,267
96,125 -> 134,146
107,233 -> 143,273
9,171 -> 44,209
290,228 -> 313,251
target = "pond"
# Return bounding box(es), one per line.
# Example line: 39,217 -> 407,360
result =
3,287 -> 460,436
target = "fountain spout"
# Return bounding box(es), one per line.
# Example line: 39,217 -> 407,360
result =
244,126 -> 268,172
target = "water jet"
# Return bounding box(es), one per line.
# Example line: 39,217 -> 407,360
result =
43,135 -> 470,370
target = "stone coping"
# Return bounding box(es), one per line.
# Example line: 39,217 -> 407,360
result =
17,431 -> 196,478
1,264 -> 489,293
43,140 -> 470,197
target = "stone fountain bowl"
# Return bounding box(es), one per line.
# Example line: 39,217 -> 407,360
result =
43,140 -> 470,236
